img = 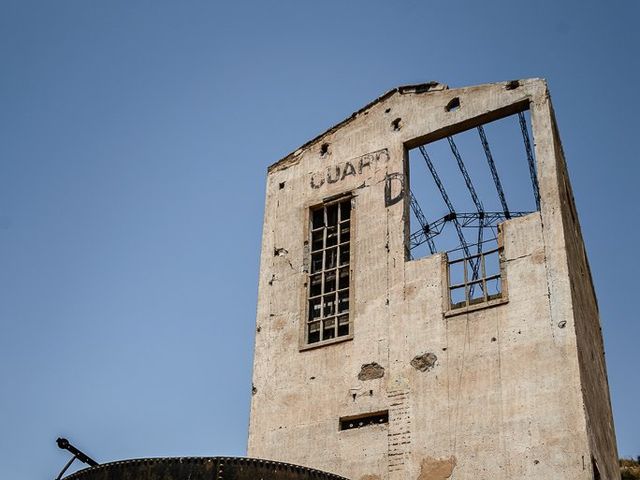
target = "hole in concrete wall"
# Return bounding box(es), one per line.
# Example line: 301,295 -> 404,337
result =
391,118 -> 402,131
320,143 -> 329,156
505,80 -> 520,90
339,410 -> 389,430
279,181 -> 286,189
445,97 -> 460,112
385,107 -> 391,113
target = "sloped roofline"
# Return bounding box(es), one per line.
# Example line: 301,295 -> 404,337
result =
268,81 -> 449,173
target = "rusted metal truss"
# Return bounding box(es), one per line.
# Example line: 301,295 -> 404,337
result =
409,210 -> 530,253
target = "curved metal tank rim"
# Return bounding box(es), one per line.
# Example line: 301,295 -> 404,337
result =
62,456 -> 349,480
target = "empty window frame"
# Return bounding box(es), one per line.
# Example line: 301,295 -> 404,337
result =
406,109 -> 538,261
447,241 -> 503,310
307,198 -> 351,345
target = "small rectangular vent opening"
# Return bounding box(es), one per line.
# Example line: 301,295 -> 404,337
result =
339,410 -> 389,430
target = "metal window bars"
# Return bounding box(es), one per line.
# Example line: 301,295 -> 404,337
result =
307,198 -> 351,344
448,245 -> 503,310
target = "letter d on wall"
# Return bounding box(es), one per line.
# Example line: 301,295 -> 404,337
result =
384,172 -> 404,207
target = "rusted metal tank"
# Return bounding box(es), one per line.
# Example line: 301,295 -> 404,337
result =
63,457 -> 349,480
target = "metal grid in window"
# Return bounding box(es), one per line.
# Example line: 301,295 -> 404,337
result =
448,246 -> 502,310
307,198 -> 351,344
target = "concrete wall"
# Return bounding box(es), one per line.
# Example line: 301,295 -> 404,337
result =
538,105 -> 619,479
247,79 -> 618,480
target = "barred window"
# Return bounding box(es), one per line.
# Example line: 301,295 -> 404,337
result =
447,241 -> 503,310
307,198 -> 351,345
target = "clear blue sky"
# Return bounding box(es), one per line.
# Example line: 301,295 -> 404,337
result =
1,1 -> 638,478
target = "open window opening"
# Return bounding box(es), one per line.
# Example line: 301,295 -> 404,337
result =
306,197 -> 352,346
406,109 -> 539,310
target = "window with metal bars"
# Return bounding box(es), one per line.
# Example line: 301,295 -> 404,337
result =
307,198 -> 351,345
447,243 -> 503,310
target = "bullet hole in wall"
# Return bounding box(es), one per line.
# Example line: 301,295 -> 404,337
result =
505,80 -> 520,90
320,143 -> 329,157
445,97 -> 460,112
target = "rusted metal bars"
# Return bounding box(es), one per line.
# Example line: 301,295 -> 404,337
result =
518,112 -> 541,211
477,125 -> 510,219
418,146 -> 473,261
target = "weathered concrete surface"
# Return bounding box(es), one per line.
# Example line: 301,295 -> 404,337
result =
358,363 -> 385,381
410,353 -> 437,372
417,456 -> 457,480
248,79 -> 618,479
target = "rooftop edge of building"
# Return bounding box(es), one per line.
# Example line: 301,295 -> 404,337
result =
267,77 -> 547,174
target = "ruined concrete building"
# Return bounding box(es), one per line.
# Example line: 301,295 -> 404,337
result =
248,79 -> 619,479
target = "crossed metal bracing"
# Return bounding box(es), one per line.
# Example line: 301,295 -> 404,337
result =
408,210 -> 530,254
408,112 -> 541,293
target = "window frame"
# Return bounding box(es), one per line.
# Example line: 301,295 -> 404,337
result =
300,193 -> 355,351
444,227 -> 509,317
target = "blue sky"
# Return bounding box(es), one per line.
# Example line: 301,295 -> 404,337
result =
1,1 -> 638,478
